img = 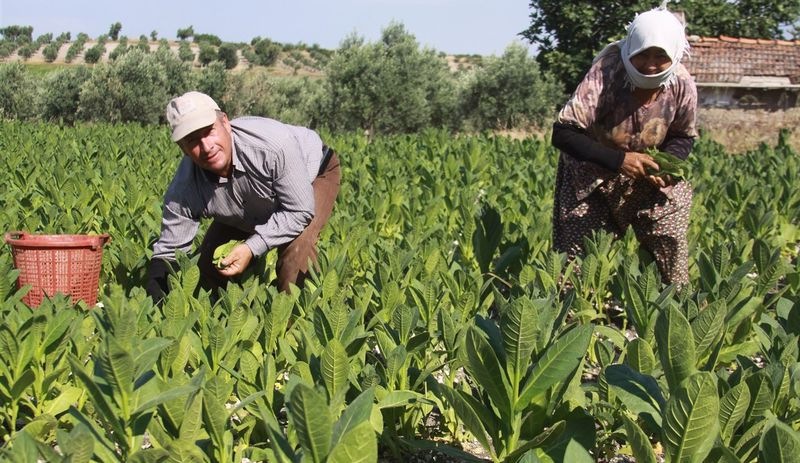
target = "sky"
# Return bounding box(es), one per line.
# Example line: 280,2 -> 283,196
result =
0,0 -> 534,56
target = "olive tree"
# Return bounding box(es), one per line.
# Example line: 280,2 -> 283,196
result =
321,22 -> 458,134
137,35 -> 150,53
151,47 -> 195,98
459,42 -> 563,130
244,38 -> 281,67
83,42 -> 106,64
217,43 -> 239,69
177,26 -> 194,40
226,69 -> 324,125
108,36 -> 129,61
194,61 -> 228,109
0,62 -> 38,120
38,65 -> 92,123
108,22 -> 122,41
198,42 -> 217,66
78,49 -> 168,124
178,40 -> 194,63
42,42 -> 60,62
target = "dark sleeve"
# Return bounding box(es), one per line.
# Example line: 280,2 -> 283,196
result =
146,258 -> 175,303
659,134 -> 694,160
551,122 -> 625,171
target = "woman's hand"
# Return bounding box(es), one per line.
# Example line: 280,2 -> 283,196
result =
621,151 -> 669,187
217,243 -> 253,277
620,151 -> 658,178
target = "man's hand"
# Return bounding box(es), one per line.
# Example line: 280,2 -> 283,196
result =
217,243 -> 253,277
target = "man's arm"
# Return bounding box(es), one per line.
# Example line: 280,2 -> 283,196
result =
146,258 -> 175,302
147,164 -> 202,301
245,146 -> 315,257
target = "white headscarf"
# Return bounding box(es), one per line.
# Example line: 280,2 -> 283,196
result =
619,8 -> 689,89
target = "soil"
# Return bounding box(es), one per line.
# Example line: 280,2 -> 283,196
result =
696,107 -> 800,153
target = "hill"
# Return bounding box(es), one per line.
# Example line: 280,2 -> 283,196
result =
1,39 -> 480,76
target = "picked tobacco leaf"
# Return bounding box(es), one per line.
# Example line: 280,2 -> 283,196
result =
213,240 -> 243,269
645,147 -> 686,179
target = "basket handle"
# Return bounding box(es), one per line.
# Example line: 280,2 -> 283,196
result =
4,231 -> 27,245
91,234 -> 112,250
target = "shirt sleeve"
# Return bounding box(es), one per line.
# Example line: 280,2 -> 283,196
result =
245,145 -> 315,257
557,54 -> 608,130
152,161 -> 202,261
552,122 -> 625,171
668,70 -> 699,140
659,134 -> 694,160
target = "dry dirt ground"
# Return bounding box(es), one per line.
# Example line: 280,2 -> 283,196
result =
696,107 -> 800,153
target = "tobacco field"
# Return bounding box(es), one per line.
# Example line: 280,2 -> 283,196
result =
0,121 -> 799,462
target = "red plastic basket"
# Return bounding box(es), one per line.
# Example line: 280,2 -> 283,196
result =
4,231 -> 111,307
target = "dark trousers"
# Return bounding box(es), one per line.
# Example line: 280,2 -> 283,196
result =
197,151 -> 341,293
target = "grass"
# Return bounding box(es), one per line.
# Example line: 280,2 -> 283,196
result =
22,62 -> 77,75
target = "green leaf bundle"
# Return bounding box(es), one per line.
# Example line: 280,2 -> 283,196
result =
646,148 -> 687,179
213,240 -> 243,269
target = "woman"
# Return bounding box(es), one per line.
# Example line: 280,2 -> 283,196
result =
551,7 -> 697,285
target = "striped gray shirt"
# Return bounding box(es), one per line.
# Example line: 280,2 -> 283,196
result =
152,116 -> 323,260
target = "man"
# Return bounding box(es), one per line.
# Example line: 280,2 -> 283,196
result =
146,91 -> 340,300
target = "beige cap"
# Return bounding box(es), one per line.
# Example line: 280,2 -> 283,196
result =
165,91 -> 220,142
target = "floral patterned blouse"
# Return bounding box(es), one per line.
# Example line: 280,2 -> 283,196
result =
556,45 -> 698,200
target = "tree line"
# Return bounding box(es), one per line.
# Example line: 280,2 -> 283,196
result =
0,23 -> 563,134
524,0 -> 800,91
3,0 -> 800,133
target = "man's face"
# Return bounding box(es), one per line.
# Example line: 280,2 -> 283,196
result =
178,113 -> 233,177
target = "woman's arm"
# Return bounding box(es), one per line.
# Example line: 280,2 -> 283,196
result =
551,122 -> 625,171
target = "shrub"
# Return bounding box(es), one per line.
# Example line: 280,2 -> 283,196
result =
197,42 -> 217,66
108,36 -> 129,61
42,42 -> 61,62
193,33 -> 222,46
136,35 -> 150,53
194,61 -> 228,108
217,43 -> 239,69
83,43 -> 106,64
0,62 -> 38,120
16,43 -> 37,59
65,39 -> 85,63
251,38 -> 280,66
0,41 -> 17,58
458,42 -> 564,130
242,49 -> 258,67
225,69 -> 323,125
78,49 -> 169,124
38,65 -> 92,123
151,47 -> 195,99
320,22 -> 458,133
178,40 -> 194,63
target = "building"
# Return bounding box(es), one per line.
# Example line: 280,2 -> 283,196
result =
684,35 -> 800,109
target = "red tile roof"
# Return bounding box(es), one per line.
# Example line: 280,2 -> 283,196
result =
684,35 -> 800,86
